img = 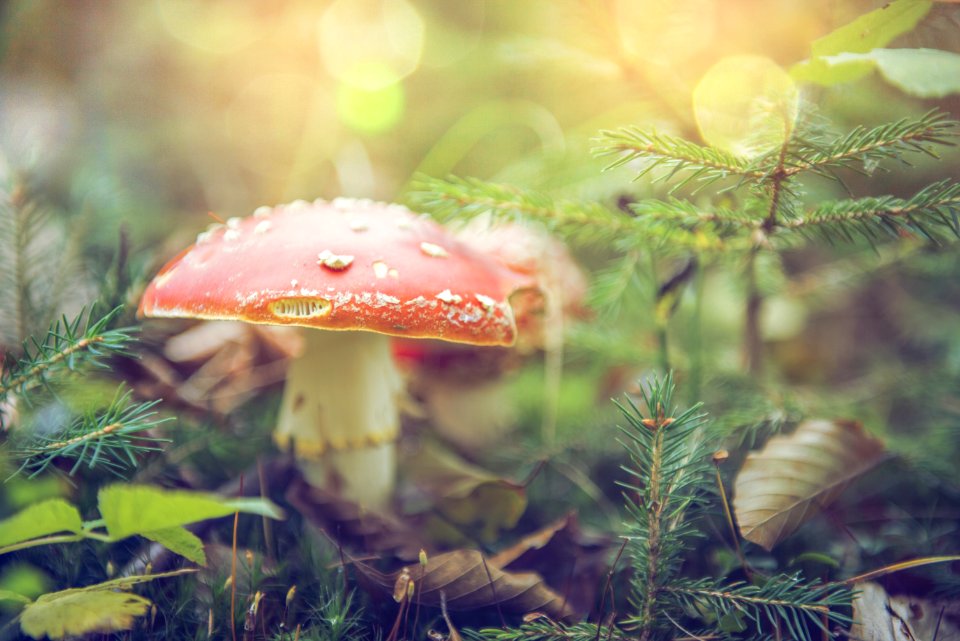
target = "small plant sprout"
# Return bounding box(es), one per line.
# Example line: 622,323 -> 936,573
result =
139,198 -> 535,507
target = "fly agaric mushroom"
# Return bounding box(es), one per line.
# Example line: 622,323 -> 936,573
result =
139,198 -> 533,507
395,219 -> 588,449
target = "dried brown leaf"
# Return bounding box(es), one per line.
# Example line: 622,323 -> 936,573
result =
358,549 -> 573,620
851,581 -> 960,641
408,441 -> 526,544
490,513 -> 611,617
733,419 -> 886,550
286,476 -> 426,558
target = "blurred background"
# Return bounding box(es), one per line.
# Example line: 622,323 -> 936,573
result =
3,0 -> 956,253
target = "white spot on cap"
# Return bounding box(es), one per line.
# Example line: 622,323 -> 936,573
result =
475,293 -> 497,309
253,206 -> 273,218
226,217 -> 242,229
254,220 -> 272,234
313,198 -> 327,206
349,220 -> 369,232
287,199 -> 310,211
224,228 -> 242,242
376,293 -> 400,305
372,261 -> 389,278
332,197 -> 353,210
396,218 -> 413,230
291,279 -> 299,287
436,289 -> 462,304
388,268 -> 399,279
318,249 -> 355,271
420,242 -> 449,258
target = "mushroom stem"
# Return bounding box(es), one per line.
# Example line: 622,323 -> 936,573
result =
274,329 -> 404,508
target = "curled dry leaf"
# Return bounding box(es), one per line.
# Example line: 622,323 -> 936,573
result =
733,419 -> 886,550
357,549 -> 573,620
851,581 -> 960,641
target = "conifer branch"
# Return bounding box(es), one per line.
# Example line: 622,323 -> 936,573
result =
472,620 -> 630,641
12,388 -> 170,478
406,175 -> 628,246
785,110 -> 958,177
0,307 -> 135,399
781,180 -> 960,244
616,374 -> 713,639
668,577 -> 851,641
593,127 -> 765,188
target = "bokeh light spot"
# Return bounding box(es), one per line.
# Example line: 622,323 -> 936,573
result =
336,69 -> 405,135
319,0 -> 424,84
693,55 -> 799,158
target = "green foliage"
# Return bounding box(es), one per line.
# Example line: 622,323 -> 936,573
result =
0,486 -> 284,637
797,48 -> 960,97
0,306 -> 134,399
594,127 -> 760,191
97,484 -> 285,540
0,499 -> 82,549
0,484 -> 283,558
11,389 -> 170,478
407,174 -> 627,247
790,0 -> 948,94
15,569 -> 195,640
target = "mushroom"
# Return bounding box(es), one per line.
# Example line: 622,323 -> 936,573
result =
395,218 -> 589,449
139,198 -> 531,507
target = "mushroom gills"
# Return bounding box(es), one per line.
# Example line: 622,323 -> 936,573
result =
269,297 -> 332,319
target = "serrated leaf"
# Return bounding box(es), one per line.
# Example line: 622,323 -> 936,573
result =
141,526 -> 206,565
0,499 -> 83,549
733,419 -> 886,551
98,484 -> 285,540
357,549 -> 572,620
20,589 -> 151,639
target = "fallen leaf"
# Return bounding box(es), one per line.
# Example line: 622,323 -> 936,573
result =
286,476 -> 426,558
358,549 -> 573,620
490,513 -> 611,617
20,590 -> 151,639
733,419 -> 886,550
851,581 -> 960,641
17,570 -> 194,640
407,441 -> 526,544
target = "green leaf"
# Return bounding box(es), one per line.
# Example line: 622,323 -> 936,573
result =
793,0 -> 933,85
0,590 -> 32,605
0,499 -> 83,549
141,526 -> 206,565
867,48 -> 960,97
20,589 -> 151,639
794,48 -> 960,97
98,484 -> 284,540
811,0 -> 931,56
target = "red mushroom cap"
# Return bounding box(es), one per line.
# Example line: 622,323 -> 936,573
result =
139,199 -> 533,346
